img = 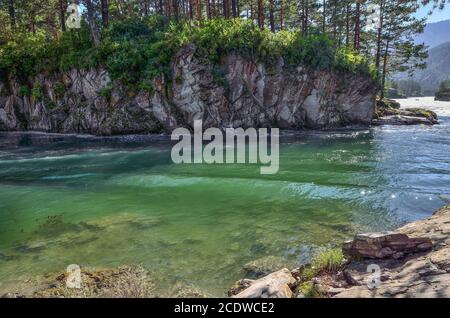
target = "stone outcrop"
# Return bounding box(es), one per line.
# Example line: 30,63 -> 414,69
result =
371,115 -> 437,126
229,268 -> 296,298
343,232 -> 432,259
0,45 -> 377,135
373,99 -> 439,126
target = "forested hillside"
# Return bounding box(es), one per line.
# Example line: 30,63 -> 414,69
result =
405,42 -> 450,94
415,19 -> 450,48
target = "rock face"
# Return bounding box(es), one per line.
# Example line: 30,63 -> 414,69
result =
0,45 -> 377,135
343,232 -> 432,259
230,268 -> 296,298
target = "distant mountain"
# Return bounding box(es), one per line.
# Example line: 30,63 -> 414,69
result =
415,19 -> 450,49
397,42 -> 450,95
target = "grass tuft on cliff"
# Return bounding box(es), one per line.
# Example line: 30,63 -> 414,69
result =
0,16 -> 375,92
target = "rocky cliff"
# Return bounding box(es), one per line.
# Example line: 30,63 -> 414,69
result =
0,45 -> 376,135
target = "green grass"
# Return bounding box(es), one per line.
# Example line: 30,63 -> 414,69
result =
297,248 -> 345,298
302,248 -> 345,280
405,108 -> 438,122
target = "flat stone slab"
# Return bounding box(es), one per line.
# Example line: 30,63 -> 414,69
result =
343,231 -> 432,259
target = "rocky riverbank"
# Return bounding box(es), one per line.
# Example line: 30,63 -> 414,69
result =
231,204 -> 450,298
372,99 -> 439,126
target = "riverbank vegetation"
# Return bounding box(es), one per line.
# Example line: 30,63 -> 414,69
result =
0,17 -> 374,92
297,248 -> 345,298
0,0 -> 444,95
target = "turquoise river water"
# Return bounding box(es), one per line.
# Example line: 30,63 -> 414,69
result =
0,109 -> 449,296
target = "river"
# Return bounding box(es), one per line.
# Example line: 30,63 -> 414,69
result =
0,97 -> 449,296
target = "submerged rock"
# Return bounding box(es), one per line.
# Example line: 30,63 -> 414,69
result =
167,282 -> 207,298
0,252 -> 16,261
243,256 -> 293,279
20,265 -> 156,298
372,115 -> 436,126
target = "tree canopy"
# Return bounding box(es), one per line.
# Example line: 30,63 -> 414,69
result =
0,0 -> 446,96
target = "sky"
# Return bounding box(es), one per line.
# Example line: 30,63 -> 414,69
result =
416,3 -> 450,23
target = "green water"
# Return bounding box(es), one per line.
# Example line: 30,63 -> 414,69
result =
1,119 -> 450,296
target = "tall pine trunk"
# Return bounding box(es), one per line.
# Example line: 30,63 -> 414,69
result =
354,0 -> 361,51
322,0 -> 326,34
196,0 -> 202,20
301,0 -> 309,36
269,0 -> 275,32
375,0 -> 385,79
257,0 -> 264,29
101,0 -> 109,28
223,0 -> 229,18
206,0 -> 211,19
85,0 -> 101,47
8,0 -> 16,29
59,0 -> 66,32
189,0 -> 194,19
345,4 -> 350,46
231,0 -> 237,17
280,0 -> 284,30
332,0 -> 337,39
381,37 -> 391,100
173,0 -> 179,19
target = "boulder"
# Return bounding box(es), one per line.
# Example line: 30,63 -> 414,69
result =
230,268 -> 296,298
343,232 -> 432,259
371,115 -> 435,126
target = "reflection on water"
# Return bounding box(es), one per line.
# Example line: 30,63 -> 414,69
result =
0,114 -> 450,296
